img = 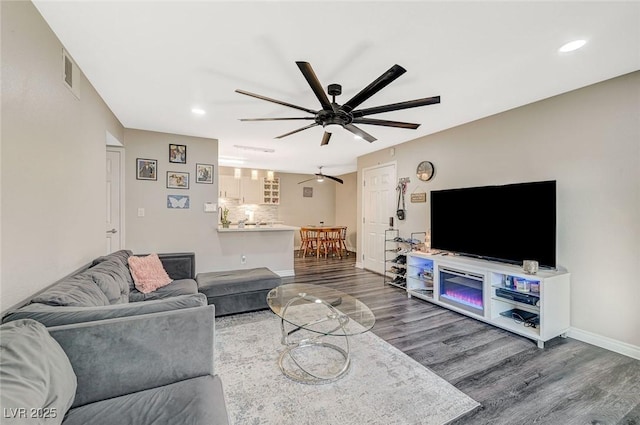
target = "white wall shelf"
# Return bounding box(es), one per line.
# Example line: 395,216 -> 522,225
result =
262,177 -> 280,205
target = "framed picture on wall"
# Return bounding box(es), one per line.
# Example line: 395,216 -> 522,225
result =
167,171 -> 189,189
167,195 -> 190,209
169,144 -> 187,164
196,163 -> 214,184
136,158 -> 157,181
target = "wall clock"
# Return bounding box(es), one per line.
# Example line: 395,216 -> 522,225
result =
416,161 -> 435,182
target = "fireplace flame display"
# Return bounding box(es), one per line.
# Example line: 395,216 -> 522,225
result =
439,269 -> 484,314
441,287 -> 483,310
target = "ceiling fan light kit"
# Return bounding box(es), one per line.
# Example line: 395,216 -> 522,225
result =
236,61 -> 440,146
298,166 -> 344,185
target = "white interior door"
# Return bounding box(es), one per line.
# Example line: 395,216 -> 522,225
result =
362,163 -> 396,274
106,149 -> 123,253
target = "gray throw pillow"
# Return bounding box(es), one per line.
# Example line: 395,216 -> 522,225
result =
0,319 -> 77,424
92,250 -> 135,291
87,259 -> 130,304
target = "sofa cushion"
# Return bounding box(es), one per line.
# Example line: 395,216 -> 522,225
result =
0,319 -> 77,425
128,254 -> 173,294
31,273 -> 110,307
91,250 -> 134,291
1,294 -> 207,327
129,279 -> 198,302
61,375 -> 229,425
86,260 -> 130,304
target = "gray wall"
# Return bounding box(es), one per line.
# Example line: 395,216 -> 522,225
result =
1,1 -> 124,311
357,71 -> 640,348
124,129 -> 219,273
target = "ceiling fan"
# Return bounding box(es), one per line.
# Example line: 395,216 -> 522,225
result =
236,61 -> 440,146
298,167 -> 344,185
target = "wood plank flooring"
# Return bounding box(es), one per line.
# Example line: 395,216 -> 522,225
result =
283,253 -> 640,425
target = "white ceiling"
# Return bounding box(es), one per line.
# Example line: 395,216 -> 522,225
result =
33,1 -> 640,176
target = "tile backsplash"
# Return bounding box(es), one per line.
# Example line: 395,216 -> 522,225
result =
219,198 -> 279,223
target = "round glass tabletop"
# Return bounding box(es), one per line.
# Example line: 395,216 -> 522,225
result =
267,283 -> 375,336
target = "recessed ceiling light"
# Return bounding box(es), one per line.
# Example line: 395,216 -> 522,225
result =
191,108 -> 206,115
354,135 -> 363,140
559,39 -> 586,53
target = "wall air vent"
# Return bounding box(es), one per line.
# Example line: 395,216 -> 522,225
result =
62,48 -> 80,99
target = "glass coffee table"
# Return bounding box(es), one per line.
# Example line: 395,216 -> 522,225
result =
266,283 -> 375,384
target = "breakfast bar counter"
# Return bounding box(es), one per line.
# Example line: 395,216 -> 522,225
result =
216,224 -> 298,276
216,224 -> 299,233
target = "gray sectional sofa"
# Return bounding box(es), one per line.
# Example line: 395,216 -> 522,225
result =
0,306 -> 229,425
1,250 -> 206,327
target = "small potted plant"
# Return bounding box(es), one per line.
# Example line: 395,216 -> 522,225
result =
220,207 -> 231,228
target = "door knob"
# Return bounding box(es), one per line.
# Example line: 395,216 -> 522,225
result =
106,228 -> 117,234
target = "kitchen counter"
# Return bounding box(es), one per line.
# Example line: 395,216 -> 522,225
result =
215,224 -> 298,276
217,224 -> 299,233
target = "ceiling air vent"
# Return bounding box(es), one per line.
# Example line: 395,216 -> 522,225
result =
62,48 -> 80,99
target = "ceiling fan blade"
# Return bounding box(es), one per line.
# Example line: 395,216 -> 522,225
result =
325,175 -> 344,184
341,64 -> 406,113
235,89 -> 317,115
296,62 -> 333,111
344,123 -> 377,143
320,132 -> 332,146
275,123 -> 319,139
240,117 -> 315,121
297,177 -> 316,184
352,118 -> 420,129
352,96 -> 441,118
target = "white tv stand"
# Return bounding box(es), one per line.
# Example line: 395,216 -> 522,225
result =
405,251 -> 570,348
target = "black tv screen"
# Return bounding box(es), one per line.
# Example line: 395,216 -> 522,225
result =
430,180 -> 556,268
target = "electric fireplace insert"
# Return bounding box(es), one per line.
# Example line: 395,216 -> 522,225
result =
439,267 -> 484,316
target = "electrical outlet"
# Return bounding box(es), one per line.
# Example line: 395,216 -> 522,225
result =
137,208 -> 145,217
241,255 -> 247,264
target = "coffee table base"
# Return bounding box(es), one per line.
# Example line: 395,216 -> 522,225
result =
278,340 -> 350,384
277,292 -> 352,384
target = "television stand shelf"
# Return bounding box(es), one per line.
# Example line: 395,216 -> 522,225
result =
406,252 -> 570,348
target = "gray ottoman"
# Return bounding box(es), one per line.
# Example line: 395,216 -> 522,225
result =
196,268 -> 282,317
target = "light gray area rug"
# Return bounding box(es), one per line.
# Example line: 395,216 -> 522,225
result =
215,311 -> 480,425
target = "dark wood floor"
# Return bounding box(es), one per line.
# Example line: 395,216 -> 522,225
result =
284,253 -> 640,425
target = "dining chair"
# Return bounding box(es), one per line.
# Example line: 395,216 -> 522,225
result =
299,228 -> 318,257
338,226 -> 348,257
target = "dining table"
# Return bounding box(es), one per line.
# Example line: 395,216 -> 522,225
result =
299,225 -> 348,259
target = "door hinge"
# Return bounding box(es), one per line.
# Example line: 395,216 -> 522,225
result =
362,217 -> 365,224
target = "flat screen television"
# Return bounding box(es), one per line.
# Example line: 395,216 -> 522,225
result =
430,180 -> 556,268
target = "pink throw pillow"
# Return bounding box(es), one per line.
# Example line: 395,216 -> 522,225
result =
127,253 -> 173,294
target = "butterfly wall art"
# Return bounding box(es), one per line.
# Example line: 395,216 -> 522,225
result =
167,195 -> 189,209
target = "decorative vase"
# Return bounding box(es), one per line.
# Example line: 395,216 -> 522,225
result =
222,222 -> 230,228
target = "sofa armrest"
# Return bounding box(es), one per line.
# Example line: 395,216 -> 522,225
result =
2,293 -> 207,327
48,305 -> 215,408
157,252 -> 195,280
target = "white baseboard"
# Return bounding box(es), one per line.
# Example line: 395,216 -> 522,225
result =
274,269 -> 295,277
568,327 -> 640,360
